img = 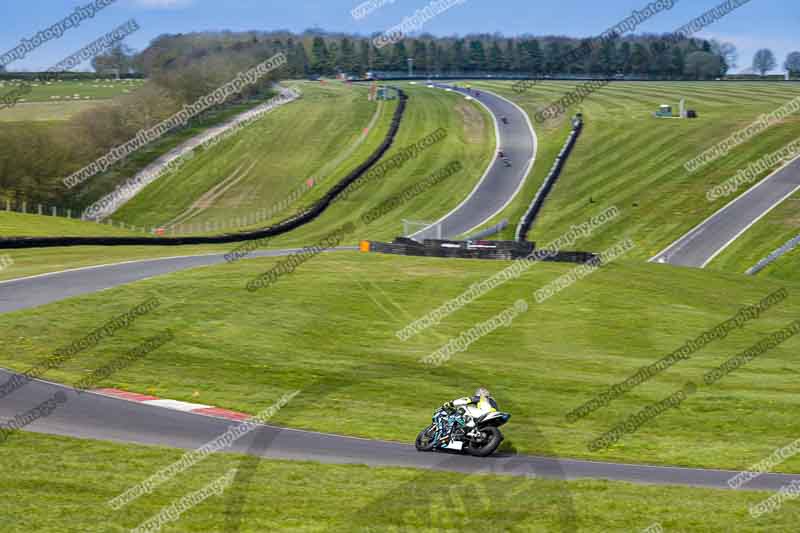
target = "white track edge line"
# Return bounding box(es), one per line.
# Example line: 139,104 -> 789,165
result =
409,85 -> 500,238
649,152 -> 800,263
0,246 -> 357,286
0,253 -> 224,286
458,87 -> 538,237
700,181 -> 800,268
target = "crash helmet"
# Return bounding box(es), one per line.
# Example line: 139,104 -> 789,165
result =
475,387 -> 491,398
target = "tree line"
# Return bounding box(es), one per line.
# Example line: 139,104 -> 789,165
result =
129,30 -> 738,80
1,28 -> 796,212
0,33 -> 284,210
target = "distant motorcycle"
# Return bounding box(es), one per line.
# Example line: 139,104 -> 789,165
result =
415,406 -> 510,457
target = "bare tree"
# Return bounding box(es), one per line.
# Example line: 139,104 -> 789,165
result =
785,51 -> 800,77
752,48 -> 777,76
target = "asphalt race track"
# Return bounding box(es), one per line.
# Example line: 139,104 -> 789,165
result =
0,247 -> 356,313
651,155 -> 800,268
0,91 -> 792,494
411,84 -> 536,240
2,249 -> 797,491
2,367 -> 799,491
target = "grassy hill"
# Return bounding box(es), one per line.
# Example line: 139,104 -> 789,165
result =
113,82 -> 395,229
708,189 -> 800,277
112,81 -> 495,244
2,251 -> 798,474
470,81 -> 800,263
264,82 -> 495,248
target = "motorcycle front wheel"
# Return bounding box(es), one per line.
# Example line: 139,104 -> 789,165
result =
415,425 -> 437,452
466,427 -> 503,457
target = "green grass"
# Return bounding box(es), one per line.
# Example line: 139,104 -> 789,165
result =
114,82 -> 393,229
0,79 -> 145,123
0,244 -> 236,283
3,431 -> 799,532
759,240 -> 800,282
708,190 -> 800,277
0,78 -> 145,103
264,82 -> 495,248
0,81 -> 493,248
455,81 -> 574,240
2,252 -> 799,474
0,211 -> 140,238
76,93 -> 279,212
113,82 -> 495,244
0,101 -> 115,123
469,81 -> 800,259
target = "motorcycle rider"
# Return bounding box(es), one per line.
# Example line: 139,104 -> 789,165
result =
441,388 -> 498,429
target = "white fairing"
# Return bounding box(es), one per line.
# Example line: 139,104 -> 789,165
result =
480,412 -> 507,423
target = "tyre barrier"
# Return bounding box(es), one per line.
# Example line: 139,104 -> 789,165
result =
363,238 -> 597,263
0,89 -> 408,250
515,114 -> 583,242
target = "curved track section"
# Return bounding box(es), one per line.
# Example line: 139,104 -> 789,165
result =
0,89 -> 406,250
651,155 -> 800,268
2,368 -> 799,490
2,253 -> 797,489
0,248 -> 355,313
3,85 -> 794,492
411,85 -> 536,240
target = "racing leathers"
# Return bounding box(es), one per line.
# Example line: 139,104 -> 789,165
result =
441,393 -> 498,431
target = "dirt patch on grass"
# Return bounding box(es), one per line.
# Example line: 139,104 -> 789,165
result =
455,100 -> 485,144
166,160 -> 257,226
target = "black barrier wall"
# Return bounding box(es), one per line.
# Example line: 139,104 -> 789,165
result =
0,89 -> 408,250
516,114 -> 583,242
367,238 -> 597,264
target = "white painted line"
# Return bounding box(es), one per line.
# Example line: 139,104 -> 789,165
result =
700,181 -> 800,268
0,253 -> 223,286
0,246 -> 357,287
143,399 -> 213,412
410,84 -> 501,239
465,87 -> 538,236
649,152 -> 800,263
410,85 -> 537,239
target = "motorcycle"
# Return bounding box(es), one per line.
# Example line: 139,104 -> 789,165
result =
415,406 -> 510,457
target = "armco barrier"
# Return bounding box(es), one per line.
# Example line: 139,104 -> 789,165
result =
0,89 -> 408,250
746,232 -> 800,275
464,220 -> 509,241
516,114 -> 583,242
363,238 -> 597,264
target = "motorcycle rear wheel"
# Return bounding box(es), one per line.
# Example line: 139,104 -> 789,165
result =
415,426 -> 437,452
466,427 -> 503,457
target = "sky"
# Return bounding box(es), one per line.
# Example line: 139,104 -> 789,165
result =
1,0 -> 797,73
